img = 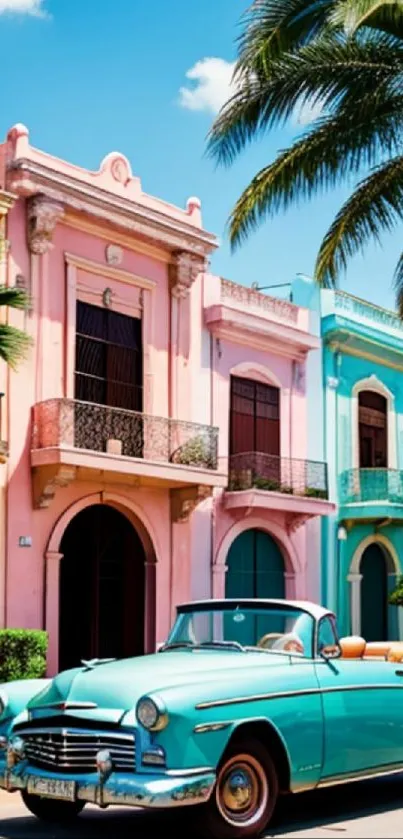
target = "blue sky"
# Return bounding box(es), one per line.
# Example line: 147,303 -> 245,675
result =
0,0 -> 401,309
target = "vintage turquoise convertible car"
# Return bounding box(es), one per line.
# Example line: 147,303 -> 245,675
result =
1,598 -> 403,838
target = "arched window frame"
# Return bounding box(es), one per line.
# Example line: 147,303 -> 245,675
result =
351,375 -> 397,469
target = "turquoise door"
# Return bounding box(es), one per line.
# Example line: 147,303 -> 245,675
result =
360,544 -> 387,641
225,530 -> 285,645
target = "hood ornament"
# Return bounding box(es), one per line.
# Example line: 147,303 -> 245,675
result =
81,658 -> 116,671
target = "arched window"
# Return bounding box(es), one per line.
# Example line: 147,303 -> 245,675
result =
358,391 -> 387,468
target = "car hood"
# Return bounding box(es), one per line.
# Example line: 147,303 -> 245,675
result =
27,650 -> 287,719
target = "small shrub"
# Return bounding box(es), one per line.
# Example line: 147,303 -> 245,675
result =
0,629 -> 47,682
171,435 -> 212,468
304,487 -> 327,499
253,477 -> 281,492
389,576 -> 403,607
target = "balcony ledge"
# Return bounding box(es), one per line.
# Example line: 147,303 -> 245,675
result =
340,501 -> 403,523
31,446 -> 227,510
204,304 -> 319,360
223,489 -> 335,533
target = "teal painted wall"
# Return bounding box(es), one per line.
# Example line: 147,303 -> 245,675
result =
292,278 -> 403,638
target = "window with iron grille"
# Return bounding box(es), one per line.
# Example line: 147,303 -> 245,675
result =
229,376 -> 280,456
75,301 -> 143,411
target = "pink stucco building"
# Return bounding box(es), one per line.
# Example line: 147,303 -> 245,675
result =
0,125 -> 334,675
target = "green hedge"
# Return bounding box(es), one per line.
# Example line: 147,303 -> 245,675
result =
0,629 -> 48,682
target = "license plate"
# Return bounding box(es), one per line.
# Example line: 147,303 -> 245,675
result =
27,776 -> 76,802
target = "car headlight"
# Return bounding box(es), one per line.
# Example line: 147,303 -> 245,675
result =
136,696 -> 168,732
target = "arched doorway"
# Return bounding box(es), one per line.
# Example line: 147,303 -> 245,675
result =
59,504 -> 145,671
226,529 -> 285,600
225,529 -> 285,646
360,543 -> 388,642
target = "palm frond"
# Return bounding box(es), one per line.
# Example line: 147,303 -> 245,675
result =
0,285 -> 30,311
227,107 -> 403,247
0,324 -> 32,370
237,0 -> 335,72
208,33 -> 403,166
331,0 -> 403,37
315,155 -> 403,286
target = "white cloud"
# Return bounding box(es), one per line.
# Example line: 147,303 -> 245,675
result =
178,57 -> 237,115
292,97 -> 326,126
0,0 -> 46,15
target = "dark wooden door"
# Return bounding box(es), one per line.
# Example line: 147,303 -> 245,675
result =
59,505 -> 145,671
230,376 -> 280,482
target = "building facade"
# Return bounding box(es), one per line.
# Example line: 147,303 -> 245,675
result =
0,125 -> 333,675
192,274 -> 334,608
293,275 -> 403,641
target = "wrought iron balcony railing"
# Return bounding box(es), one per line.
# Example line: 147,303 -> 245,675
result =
32,399 -> 219,471
228,452 -> 328,498
339,468 -> 403,505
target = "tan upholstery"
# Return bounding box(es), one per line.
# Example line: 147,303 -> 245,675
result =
339,636 -> 366,658
386,643 -> 403,662
364,642 -> 392,658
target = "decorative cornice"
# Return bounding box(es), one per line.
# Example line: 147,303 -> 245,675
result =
170,251 -> 205,298
8,160 -> 217,258
32,464 -> 76,509
170,485 -> 212,522
27,194 -> 64,255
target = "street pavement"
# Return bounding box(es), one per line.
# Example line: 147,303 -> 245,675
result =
0,774 -> 403,838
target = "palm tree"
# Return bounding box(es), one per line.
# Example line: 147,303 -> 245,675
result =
0,285 -> 31,368
208,0 -> 403,309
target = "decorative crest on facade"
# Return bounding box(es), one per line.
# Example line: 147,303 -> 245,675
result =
170,251 -> 205,299
27,194 -> 64,255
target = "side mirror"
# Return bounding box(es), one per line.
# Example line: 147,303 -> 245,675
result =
320,644 -> 341,660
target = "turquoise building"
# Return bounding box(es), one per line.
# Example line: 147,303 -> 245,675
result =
292,276 -> 403,641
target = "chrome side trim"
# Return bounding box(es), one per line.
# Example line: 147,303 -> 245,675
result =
166,766 -> 215,776
317,764 -> 403,789
194,722 -> 232,734
32,701 -> 98,710
196,683 -> 403,710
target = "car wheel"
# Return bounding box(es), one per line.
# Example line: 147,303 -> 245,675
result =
21,790 -> 85,822
199,738 -> 278,838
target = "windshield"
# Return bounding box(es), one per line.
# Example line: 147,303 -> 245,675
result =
164,604 -> 314,658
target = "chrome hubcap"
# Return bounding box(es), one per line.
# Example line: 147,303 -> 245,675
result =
223,768 -> 253,811
216,754 -> 269,826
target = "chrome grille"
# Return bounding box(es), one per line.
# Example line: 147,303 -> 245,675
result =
22,728 -> 135,773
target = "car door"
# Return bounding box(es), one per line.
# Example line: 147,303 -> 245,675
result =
315,615 -> 403,780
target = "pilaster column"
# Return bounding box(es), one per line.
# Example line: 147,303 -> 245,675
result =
347,572 -> 363,636
212,563 -> 228,599
169,251 -> 205,421
27,195 -> 64,402
45,551 -> 63,676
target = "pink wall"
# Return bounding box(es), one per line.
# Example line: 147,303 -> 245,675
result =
1,125 -> 332,674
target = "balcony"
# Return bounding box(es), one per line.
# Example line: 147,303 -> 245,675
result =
225,452 -> 334,531
339,468 -> 403,522
31,399 -> 226,511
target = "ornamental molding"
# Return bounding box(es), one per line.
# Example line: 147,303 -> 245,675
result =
170,251 -> 206,299
286,513 -> 312,534
32,464 -> 76,509
27,194 -> 64,255
170,485 -> 212,523
8,160 -> 217,257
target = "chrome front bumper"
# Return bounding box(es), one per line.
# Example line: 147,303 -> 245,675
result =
0,759 -> 216,809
